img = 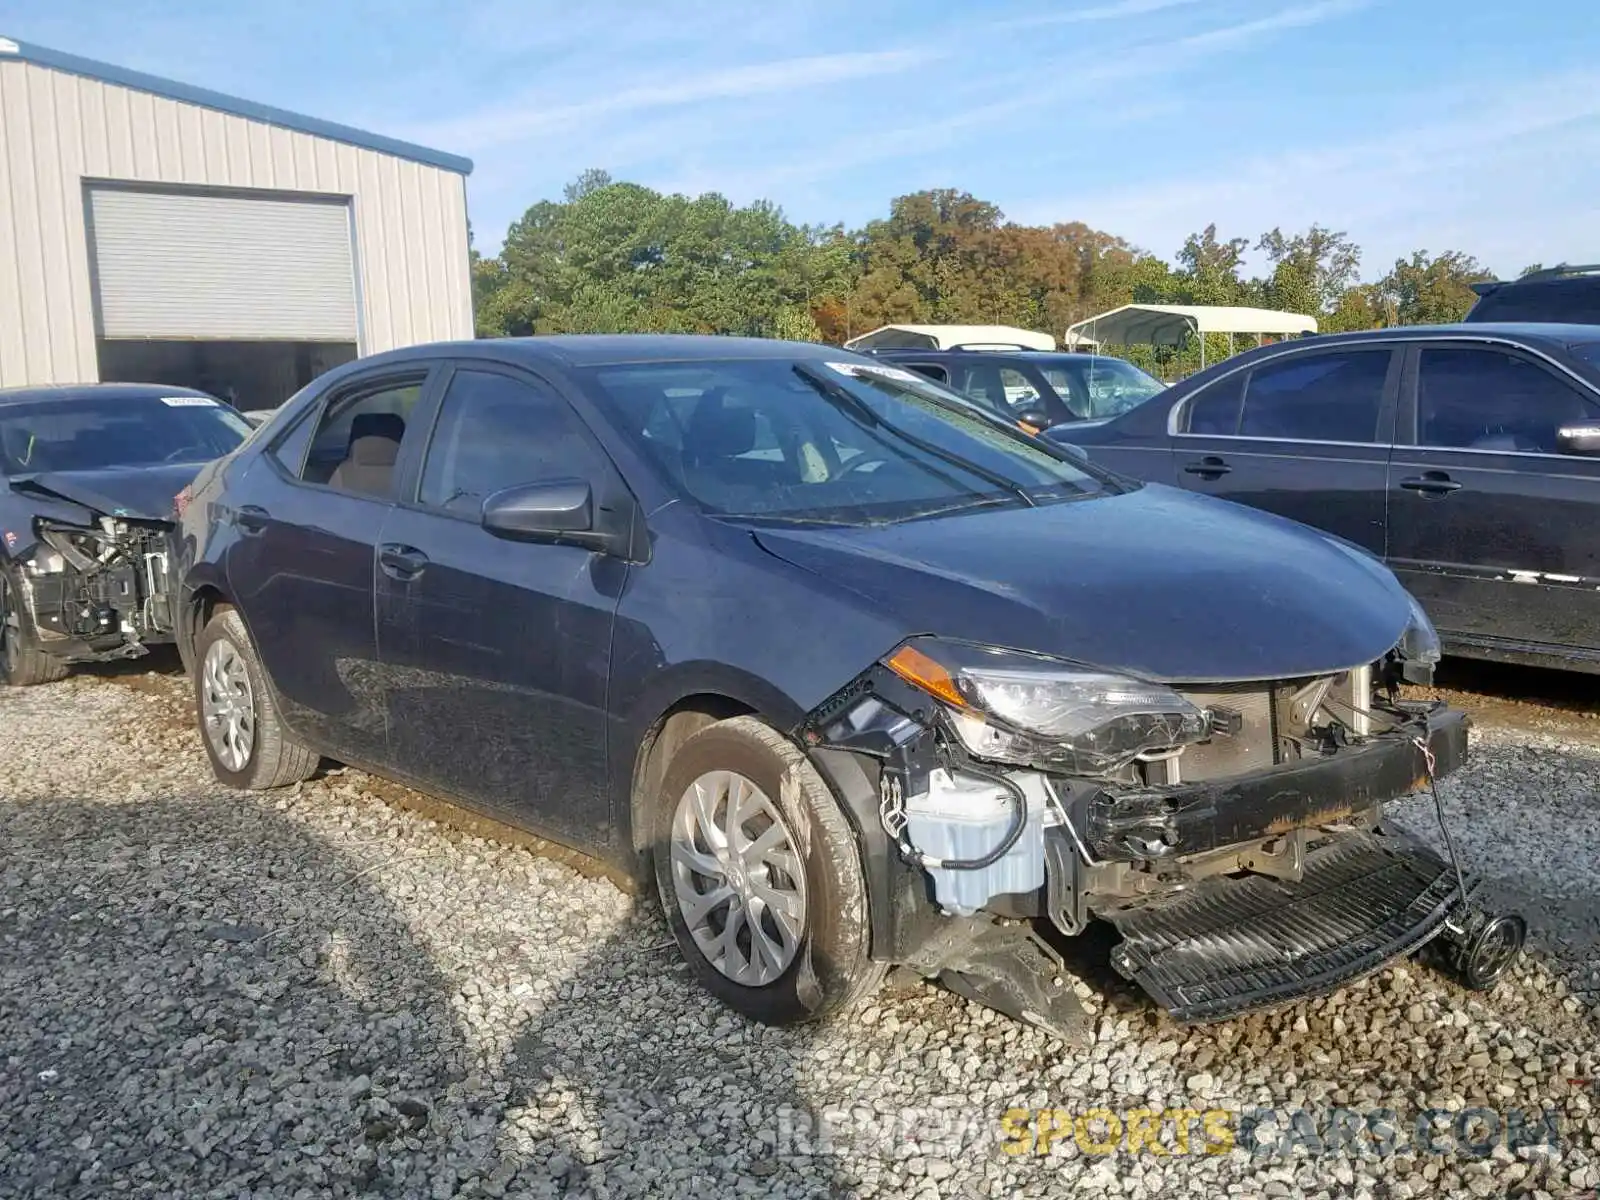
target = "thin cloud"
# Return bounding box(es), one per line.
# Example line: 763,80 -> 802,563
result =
1014,69 -> 1600,271
1175,0 -> 1370,49
406,47 -> 938,152
999,0 -> 1207,28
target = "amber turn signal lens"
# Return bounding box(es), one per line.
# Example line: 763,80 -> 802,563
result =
886,644 -> 966,708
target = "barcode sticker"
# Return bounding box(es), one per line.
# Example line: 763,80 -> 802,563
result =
825,361 -> 921,384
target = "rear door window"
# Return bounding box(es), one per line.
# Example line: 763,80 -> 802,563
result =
1182,372 -> 1246,435
292,377 -> 425,497
1237,350 -> 1391,442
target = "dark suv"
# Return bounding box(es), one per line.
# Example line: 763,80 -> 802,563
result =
866,346 -> 1166,430
171,335 -> 1520,1036
1466,264 -> 1600,325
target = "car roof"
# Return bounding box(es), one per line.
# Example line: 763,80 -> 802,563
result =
871,347 -> 1103,361
361,334 -> 863,371
0,382 -> 219,409
1472,266 -> 1600,296
1193,322 -> 1600,363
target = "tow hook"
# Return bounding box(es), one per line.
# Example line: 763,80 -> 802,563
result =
1437,907 -> 1527,990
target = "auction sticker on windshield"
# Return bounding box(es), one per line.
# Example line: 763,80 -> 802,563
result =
825,361 -> 922,384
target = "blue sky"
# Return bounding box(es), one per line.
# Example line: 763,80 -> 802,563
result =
7,0 -> 1599,279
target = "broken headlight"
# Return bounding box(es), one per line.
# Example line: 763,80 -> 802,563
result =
1397,592 -> 1441,683
884,638 -> 1209,775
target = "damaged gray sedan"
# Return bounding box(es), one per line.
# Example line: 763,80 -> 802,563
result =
169,337 -> 1524,1038
0,383 -> 250,685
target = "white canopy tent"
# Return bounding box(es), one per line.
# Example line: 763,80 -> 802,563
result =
1064,304 -> 1317,368
843,324 -> 1057,353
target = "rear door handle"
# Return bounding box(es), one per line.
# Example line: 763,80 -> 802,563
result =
1183,456 -> 1232,479
378,543 -> 429,580
235,504 -> 269,534
1399,472 -> 1462,496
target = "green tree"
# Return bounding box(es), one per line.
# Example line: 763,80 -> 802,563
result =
1321,284 -> 1386,333
1173,225 -> 1251,306
475,171 -> 847,339
772,306 -> 823,342
1256,225 -> 1362,313
470,172 -> 1507,355
1379,250 -> 1494,325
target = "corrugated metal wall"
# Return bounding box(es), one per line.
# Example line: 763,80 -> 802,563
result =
0,58 -> 473,388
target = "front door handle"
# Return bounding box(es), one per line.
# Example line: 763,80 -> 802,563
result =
1183,456 -> 1232,480
1399,472 -> 1462,496
235,504 -> 269,534
378,543 -> 429,580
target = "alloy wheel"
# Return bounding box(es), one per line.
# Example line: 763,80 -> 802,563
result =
201,638 -> 256,772
669,770 -> 808,986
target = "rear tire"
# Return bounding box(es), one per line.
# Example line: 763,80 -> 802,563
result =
194,606 -> 319,789
0,566 -> 70,687
652,715 -> 886,1026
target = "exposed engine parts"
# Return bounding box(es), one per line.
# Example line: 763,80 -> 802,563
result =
16,518 -> 174,660
799,646 -> 1527,1027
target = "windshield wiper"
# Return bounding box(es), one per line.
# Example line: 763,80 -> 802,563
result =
716,512 -> 867,528
791,364 -> 1036,508
897,495 -> 1024,522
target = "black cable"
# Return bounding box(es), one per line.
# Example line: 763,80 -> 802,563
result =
915,754 -> 1031,871
1311,691 -> 1470,908
1419,743 -> 1471,911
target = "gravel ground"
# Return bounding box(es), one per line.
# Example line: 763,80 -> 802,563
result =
2,671 -> 1597,1199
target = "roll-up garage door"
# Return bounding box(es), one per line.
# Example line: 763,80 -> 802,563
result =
87,187 -> 358,341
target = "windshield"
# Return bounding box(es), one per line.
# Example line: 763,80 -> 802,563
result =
1037,357 -> 1166,420
587,356 -> 1109,525
0,394 -> 251,475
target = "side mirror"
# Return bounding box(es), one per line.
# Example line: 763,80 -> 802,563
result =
1016,405 -> 1051,429
482,480 -> 616,551
1556,424 -> 1600,457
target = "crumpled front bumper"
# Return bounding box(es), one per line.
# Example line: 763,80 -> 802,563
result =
1082,702 -> 1469,862
1083,705 -> 1484,1021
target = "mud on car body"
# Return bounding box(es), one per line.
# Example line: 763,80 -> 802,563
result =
170,336 -> 1523,1038
0,383 -> 250,686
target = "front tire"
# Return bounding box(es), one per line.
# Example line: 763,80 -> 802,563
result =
653,715 -> 885,1026
0,566 -> 70,687
194,606 -> 319,789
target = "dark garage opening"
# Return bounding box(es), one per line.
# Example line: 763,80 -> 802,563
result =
96,339 -> 358,413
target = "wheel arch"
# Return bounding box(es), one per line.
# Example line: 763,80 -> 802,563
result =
621,672 -> 899,962
627,692 -> 758,861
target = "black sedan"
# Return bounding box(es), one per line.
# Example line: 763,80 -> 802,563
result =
1049,323 -> 1600,675
0,383 -> 250,685
171,335 -> 1519,1035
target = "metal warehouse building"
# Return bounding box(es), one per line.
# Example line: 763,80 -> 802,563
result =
0,36 -> 473,409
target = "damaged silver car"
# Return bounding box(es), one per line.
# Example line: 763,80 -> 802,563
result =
0,383 -> 250,685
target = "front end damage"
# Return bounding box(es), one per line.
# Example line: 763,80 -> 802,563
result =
800,638 -> 1525,1039
9,516 -> 176,663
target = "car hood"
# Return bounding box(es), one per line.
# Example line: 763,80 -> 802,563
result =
750,483 -> 1413,683
10,463 -> 203,523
